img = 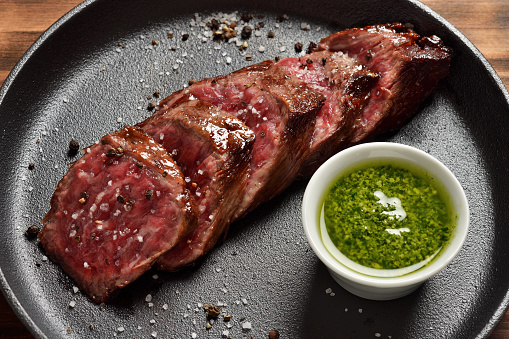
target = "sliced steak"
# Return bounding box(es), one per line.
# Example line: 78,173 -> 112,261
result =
38,126 -> 198,302
138,98 -> 255,271
158,60 -> 324,219
276,50 -> 379,176
317,23 -> 452,143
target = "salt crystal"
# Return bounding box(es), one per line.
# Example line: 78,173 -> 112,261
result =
325,288 -> 332,294
69,300 -> 76,308
162,304 -> 169,310
117,326 -> 125,333
145,294 -> 152,302
152,274 -> 159,280
242,322 -> 252,330
149,319 -> 156,324
258,46 -> 265,53
117,117 -> 123,123
301,22 -> 310,31
151,332 -> 157,338
191,333 -> 197,338
72,286 -> 79,294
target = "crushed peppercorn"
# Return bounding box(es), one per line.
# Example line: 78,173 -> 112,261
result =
25,225 -> 40,238
307,41 -> 318,54
28,163 -> 35,170
145,190 -> 154,200
182,34 -> 189,41
241,26 -> 252,39
69,139 -> 80,154
203,304 -> 221,318
295,42 -> 304,53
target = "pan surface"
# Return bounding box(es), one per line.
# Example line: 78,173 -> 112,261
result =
1,0 -> 509,338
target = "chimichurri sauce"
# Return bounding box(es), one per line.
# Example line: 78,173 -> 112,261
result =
323,164 -> 455,270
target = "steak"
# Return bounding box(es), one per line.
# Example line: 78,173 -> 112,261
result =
138,98 -> 255,271
158,61 -> 324,220
38,24 -> 452,301
317,23 -> 452,143
38,126 -> 198,302
276,50 -> 379,176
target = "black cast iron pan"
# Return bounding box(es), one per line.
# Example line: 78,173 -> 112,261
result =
1,0 -> 509,337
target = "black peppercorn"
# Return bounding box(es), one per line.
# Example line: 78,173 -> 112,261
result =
241,26 -> 252,39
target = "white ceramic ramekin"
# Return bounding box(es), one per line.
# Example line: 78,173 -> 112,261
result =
302,142 -> 469,300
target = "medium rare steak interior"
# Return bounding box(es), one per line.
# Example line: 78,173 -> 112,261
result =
138,98 -> 255,271
38,23 -> 452,302
38,127 -> 198,302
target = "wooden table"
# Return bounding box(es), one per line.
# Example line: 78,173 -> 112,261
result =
1,0 -> 508,338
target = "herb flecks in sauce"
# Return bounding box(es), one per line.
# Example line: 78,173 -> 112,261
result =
323,164 -> 454,271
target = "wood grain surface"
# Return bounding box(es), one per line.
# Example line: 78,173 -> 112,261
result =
1,0 -> 508,338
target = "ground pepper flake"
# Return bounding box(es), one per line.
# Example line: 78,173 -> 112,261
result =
28,162 -> 35,170
269,330 -> 280,339
295,42 -> 304,53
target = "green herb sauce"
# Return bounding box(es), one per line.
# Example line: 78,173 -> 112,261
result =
323,163 -> 455,271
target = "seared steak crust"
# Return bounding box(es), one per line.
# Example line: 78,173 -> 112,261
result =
39,127 -> 197,302
138,98 -> 255,270
277,50 -> 379,176
318,23 -> 452,143
159,61 -> 325,219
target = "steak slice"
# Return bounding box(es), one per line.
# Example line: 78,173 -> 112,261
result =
317,23 -> 452,143
158,60 -> 324,219
138,98 -> 255,271
38,126 -> 198,302
276,50 -> 379,176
